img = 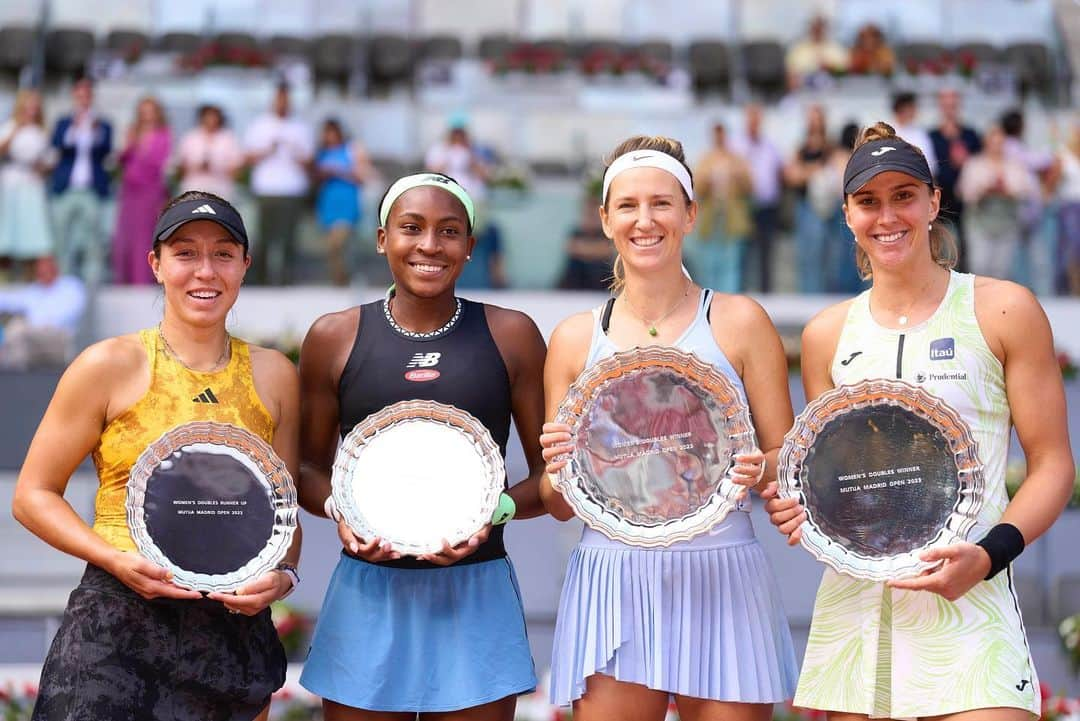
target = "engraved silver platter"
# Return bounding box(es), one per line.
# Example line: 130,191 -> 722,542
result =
554,346 -> 756,547
331,400 -> 505,556
126,421 -> 298,593
777,378 -> 985,580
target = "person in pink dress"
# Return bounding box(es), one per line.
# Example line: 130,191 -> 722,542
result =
112,97 -> 171,284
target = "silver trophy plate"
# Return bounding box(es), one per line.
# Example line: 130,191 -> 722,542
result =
126,421 -> 298,593
331,400 -> 505,556
554,346 -> 756,547
777,379 -> 985,580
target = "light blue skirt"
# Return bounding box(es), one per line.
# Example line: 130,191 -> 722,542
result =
550,512 -> 799,705
300,553 -> 537,712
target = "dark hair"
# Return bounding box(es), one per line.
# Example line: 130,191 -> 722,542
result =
601,135 -> 693,291
197,104 -> 226,126
321,117 -> 346,148
847,122 -> 956,279
1000,108 -> 1024,138
891,92 -> 916,114
153,190 -> 245,257
840,121 -> 860,150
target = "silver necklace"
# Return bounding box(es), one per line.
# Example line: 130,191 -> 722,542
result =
621,279 -> 693,337
158,323 -> 231,372
383,293 -> 462,340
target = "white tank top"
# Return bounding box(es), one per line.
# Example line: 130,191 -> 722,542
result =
831,270 -> 1011,534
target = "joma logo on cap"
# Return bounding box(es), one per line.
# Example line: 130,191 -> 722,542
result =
870,146 -> 897,157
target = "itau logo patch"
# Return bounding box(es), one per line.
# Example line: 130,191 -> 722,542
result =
929,337 -> 955,361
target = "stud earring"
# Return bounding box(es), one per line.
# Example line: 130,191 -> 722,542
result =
466,255 -> 472,261
928,223 -> 933,232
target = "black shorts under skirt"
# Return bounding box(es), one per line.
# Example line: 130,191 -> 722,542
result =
32,563 -> 286,721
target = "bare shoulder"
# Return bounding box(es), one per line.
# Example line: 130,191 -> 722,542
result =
248,344 -> 300,385
72,333 -> 145,381
708,292 -> 775,332
973,276 -> 1048,355
549,310 -> 594,351
973,276 -> 1041,318
802,299 -> 854,347
483,303 -> 543,340
303,306 -> 362,348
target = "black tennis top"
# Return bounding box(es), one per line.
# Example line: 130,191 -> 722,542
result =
338,297 -> 512,569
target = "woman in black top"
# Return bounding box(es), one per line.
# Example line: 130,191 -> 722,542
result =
296,173 -> 547,721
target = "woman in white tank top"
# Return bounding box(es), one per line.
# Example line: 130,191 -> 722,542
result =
539,135 -> 799,721
763,122 -> 1075,721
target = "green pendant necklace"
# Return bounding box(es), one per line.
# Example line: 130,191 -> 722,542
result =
622,279 -> 692,337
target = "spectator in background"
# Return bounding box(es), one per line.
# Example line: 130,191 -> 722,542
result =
1000,108 -> 1057,294
693,122 -> 752,293
732,104 -> 782,293
425,119 -> 492,204
245,82 -> 314,285
0,89 -> 53,277
557,190 -> 613,291
0,256 -> 85,369
958,124 -> 1037,281
425,119 -> 507,288
813,122 -> 865,293
112,97 -> 170,285
177,104 -> 244,201
848,23 -> 895,76
314,118 -> 375,286
50,77 -> 112,285
784,104 -> 831,293
1052,121 -> 1080,295
891,92 -> 938,173
785,15 -> 848,90
930,89 -> 982,271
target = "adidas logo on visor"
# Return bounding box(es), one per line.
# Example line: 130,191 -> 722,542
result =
191,204 -> 217,215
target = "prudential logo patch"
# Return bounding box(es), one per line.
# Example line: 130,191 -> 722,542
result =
929,337 -> 955,361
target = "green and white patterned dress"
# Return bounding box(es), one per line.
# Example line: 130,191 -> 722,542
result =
794,271 -> 1040,719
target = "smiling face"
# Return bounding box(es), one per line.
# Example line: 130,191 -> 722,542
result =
600,167 -> 696,276
844,170 -> 940,275
148,219 -> 249,328
377,186 -> 475,298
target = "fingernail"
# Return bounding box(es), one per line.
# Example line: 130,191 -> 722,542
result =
349,542 -> 359,553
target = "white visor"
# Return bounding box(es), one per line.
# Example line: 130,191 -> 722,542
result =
601,149 -> 694,204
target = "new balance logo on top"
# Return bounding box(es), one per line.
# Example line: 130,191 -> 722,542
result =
870,146 -> 897,156
406,353 -> 441,368
192,388 -> 219,403
191,204 -> 217,215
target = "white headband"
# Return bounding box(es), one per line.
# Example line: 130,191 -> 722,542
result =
601,150 -> 694,203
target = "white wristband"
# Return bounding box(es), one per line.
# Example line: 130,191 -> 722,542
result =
324,495 -> 342,522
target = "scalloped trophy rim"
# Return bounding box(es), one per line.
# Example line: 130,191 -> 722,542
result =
554,346 -> 755,548
332,399 -> 505,556
125,420 -> 298,593
777,378 -> 985,580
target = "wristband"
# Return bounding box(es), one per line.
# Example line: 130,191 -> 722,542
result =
275,562 -> 300,598
491,492 -> 516,525
324,495 -> 342,522
976,523 -> 1024,580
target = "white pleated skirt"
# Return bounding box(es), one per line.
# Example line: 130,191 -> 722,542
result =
549,512 -> 799,706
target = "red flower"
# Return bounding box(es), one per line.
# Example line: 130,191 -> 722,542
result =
1040,681 -> 1053,701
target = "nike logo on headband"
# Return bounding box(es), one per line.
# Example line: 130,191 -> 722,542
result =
631,153 -> 652,161
870,146 -> 897,156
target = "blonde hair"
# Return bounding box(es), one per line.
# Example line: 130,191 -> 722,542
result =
12,89 -> 43,126
849,122 -> 957,280
601,135 -> 693,292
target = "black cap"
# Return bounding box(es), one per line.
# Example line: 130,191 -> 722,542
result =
152,198 -> 249,251
843,137 -> 934,195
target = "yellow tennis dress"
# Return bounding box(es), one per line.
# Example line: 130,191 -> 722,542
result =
91,328 -> 274,551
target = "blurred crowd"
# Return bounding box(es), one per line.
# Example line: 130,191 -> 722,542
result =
0,71 -> 1077,306
560,93 -> 1080,298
